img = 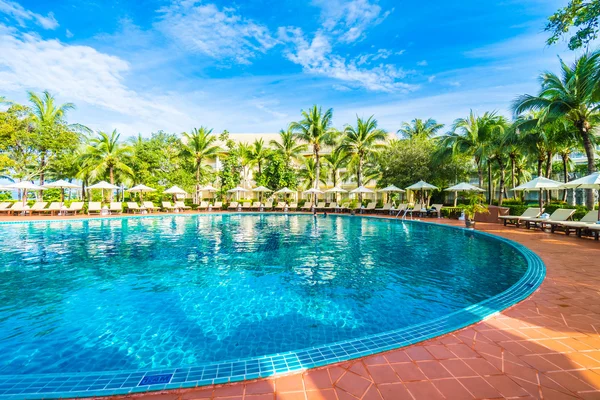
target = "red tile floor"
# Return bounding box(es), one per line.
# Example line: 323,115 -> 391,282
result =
2,214 -> 599,399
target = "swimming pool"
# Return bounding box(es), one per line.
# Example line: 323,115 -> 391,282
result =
0,214 -> 545,398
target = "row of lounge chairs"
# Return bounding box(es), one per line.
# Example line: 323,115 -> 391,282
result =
0,200 -> 192,216
499,207 -> 600,240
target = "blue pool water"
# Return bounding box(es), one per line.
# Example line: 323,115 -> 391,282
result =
0,214 -> 528,375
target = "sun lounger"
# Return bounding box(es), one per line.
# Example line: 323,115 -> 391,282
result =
212,201 -> 223,210
109,202 -> 123,214
315,201 -> 326,211
404,203 -> 426,219
241,202 -> 252,210
375,203 -> 391,213
525,208 -> 575,229
361,202 -> 377,213
197,201 -> 209,211
87,202 -> 102,215
288,202 -> 298,211
227,201 -> 239,210
0,202 -> 10,210
161,201 -> 176,212
428,204 -> 444,218
142,201 -> 160,212
0,202 -> 17,214
274,201 -> 286,210
64,202 -> 84,215
551,211 -> 598,235
29,201 -> 48,214
300,202 -> 313,211
174,201 -> 191,211
498,207 -> 542,227
324,202 -> 337,211
0,202 -> 27,215
40,202 -> 62,216
126,202 -> 142,213
263,201 -> 273,210
250,201 -> 261,210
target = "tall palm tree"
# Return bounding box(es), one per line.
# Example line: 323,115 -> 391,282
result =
27,91 -> 79,187
513,51 -> 600,209
340,116 -> 387,199
270,126 -> 307,167
250,138 -> 270,177
80,130 -> 133,200
397,118 -> 444,139
441,111 -> 506,192
290,105 -> 336,194
180,127 -> 220,203
323,147 -> 350,188
299,157 -> 327,190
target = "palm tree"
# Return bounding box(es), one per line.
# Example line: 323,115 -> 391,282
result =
290,105 -> 336,194
441,111 -> 506,194
80,130 -> 133,200
299,157 -> 327,190
180,127 -> 220,203
27,91 -> 79,187
323,147 -> 350,188
270,126 -> 307,167
340,116 -> 387,199
513,51 -> 600,209
250,138 -> 270,177
237,142 -> 255,189
397,118 -> 444,139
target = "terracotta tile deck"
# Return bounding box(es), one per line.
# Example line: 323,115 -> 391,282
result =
1,213 -> 599,399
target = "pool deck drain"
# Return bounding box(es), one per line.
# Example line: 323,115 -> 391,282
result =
0,215 -> 598,399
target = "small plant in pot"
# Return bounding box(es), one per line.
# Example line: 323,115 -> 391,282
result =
461,194 -> 488,229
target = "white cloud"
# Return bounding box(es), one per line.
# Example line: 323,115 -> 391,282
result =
156,1 -> 277,65
280,28 -> 416,93
312,0 -> 390,43
65,29 -> 73,38
0,0 -> 58,29
417,60 -> 428,66
0,26 -> 189,131
428,75 -> 436,83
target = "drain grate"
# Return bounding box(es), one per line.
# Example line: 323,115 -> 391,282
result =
139,373 -> 173,386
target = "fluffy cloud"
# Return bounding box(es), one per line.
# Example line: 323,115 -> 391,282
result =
280,28 -> 416,93
0,26 -> 188,130
312,0 -> 390,43
156,1 -> 277,65
0,0 -> 58,29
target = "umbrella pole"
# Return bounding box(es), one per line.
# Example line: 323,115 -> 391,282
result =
539,189 -> 543,211
454,191 -> 457,207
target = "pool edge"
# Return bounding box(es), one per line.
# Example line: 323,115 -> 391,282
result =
0,214 -> 545,399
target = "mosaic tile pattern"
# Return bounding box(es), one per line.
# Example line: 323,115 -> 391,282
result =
0,215 -> 545,399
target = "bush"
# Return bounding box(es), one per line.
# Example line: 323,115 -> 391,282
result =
506,205 -> 529,216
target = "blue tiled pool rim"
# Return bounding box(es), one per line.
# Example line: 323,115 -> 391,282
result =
0,214 -> 546,399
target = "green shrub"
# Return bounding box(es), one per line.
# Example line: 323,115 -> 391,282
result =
501,199 -> 525,206
506,205 -> 528,216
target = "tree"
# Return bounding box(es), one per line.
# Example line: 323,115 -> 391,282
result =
0,103 -> 37,182
512,52 -> 600,209
340,115 -> 386,198
80,130 -> 133,199
27,91 -> 84,187
254,152 -> 298,190
249,138 -> 270,177
290,105 -> 336,195
546,0 -> 600,50
180,127 -> 220,203
397,118 -> 444,139
270,126 -> 307,167
323,147 -> 350,187
299,157 -> 327,190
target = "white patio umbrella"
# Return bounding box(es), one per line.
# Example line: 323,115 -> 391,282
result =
325,186 -> 347,202
126,184 -> 156,202
445,182 -> 485,207
88,181 -> 120,202
164,185 -> 188,202
43,179 -> 80,203
252,186 -> 272,202
227,186 -> 249,201
6,181 -> 47,205
511,176 -> 563,210
561,172 -> 600,219
274,187 -> 295,194
303,187 -> 324,205
198,184 -> 217,201
350,186 -> 374,201
406,180 -> 439,205
379,184 -> 405,202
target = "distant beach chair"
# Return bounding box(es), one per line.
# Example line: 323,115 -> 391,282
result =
274,201 -> 286,211
300,202 -> 313,211
324,202 -> 337,211
250,201 -> 261,210
197,201 -> 209,211
110,202 -> 123,214
375,203 -> 391,213
429,204 -> 444,218
263,200 -> 273,210
142,201 -> 160,212
362,202 -> 376,213
525,208 -> 575,230
87,202 -> 102,215
498,207 -> 542,227
29,201 -> 48,214
127,202 -> 142,213
174,201 -> 191,211
64,202 -> 84,215
212,201 -> 223,210
288,202 -> 298,211
551,211 -> 598,236
227,201 -> 239,211
161,201 -> 176,212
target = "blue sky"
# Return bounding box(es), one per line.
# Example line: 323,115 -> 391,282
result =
0,0 -> 579,136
